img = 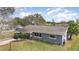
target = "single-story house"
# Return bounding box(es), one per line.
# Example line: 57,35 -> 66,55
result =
17,25 -> 68,45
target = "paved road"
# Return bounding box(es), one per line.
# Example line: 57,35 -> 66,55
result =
0,39 -> 16,46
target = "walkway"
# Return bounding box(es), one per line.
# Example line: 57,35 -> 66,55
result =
0,38 -> 16,45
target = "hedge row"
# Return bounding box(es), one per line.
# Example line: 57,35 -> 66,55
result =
13,32 -> 30,39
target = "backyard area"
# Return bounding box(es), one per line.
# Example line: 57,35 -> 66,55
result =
0,31 -> 79,51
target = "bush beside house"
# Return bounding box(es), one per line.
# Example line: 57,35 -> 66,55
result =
13,32 -> 30,40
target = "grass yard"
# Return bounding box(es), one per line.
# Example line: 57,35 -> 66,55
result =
0,35 -> 79,51
0,30 -> 15,40
0,40 -> 64,51
68,35 -> 79,51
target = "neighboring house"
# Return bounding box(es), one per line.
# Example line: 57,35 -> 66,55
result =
17,25 -> 68,45
15,25 -> 23,31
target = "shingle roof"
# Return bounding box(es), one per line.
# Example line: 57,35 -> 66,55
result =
21,25 -> 68,35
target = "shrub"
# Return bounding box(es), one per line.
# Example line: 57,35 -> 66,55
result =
25,33 -> 30,39
13,32 -> 30,40
13,32 -> 21,39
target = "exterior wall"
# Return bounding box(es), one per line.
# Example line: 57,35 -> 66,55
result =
31,33 -> 63,45
62,33 -> 66,42
62,29 -> 68,45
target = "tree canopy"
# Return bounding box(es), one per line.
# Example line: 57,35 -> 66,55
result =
68,21 -> 79,40
0,7 -> 15,21
12,13 -> 46,27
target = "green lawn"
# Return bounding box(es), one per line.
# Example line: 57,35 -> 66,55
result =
68,35 -> 79,51
0,40 -> 64,51
0,35 -> 79,51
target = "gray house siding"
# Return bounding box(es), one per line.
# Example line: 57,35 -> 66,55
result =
18,25 -> 68,45
31,32 -> 63,45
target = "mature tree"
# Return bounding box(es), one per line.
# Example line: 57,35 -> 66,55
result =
13,13 -> 46,27
0,7 -> 15,23
46,21 -> 52,25
26,13 -> 46,25
68,21 -> 79,40
0,7 -> 15,30
12,17 -> 23,27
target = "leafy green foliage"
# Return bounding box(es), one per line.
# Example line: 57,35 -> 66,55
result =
12,13 -> 46,27
46,21 -> 56,26
13,32 -> 21,39
68,21 -> 79,40
13,32 -> 30,40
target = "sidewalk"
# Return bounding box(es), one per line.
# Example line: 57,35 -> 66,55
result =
0,38 -> 16,46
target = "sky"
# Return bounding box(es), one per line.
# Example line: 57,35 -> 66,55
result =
13,7 -> 79,22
